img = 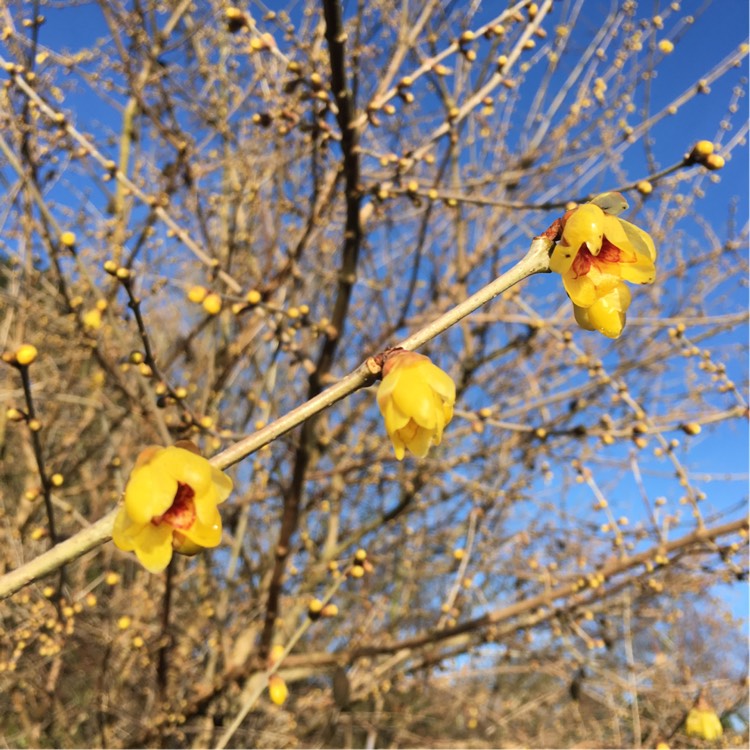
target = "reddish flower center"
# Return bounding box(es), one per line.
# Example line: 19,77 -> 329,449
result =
571,236 -> 622,278
152,482 -> 196,530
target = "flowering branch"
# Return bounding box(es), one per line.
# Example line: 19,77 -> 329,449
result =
0,232 -> 553,601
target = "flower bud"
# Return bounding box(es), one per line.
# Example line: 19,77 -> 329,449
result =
15,344 -> 38,366
60,231 -> 77,248
703,153 -> 725,171
268,675 -> 288,705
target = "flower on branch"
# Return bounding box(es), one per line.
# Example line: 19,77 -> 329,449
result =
377,350 -> 455,460
268,675 -> 289,706
550,193 -> 656,338
113,442 -> 233,573
685,696 -> 723,740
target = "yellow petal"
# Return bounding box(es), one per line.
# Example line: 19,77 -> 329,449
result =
562,272 -> 598,308
182,506 -> 222,548
376,367 -> 401,407
549,242 -> 578,276
391,367 -> 438,430
617,217 -> 657,261
400,424 -> 434,457
552,204 -> 605,275
210,467 -> 234,504
619,256 -> 656,285
124,466 -> 177,524
112,506 -> 141,552
600,214 -> 632,255
380,392 -> 410,434
425,363 -> 456,404
161,447 -> 213,496
172,533 -> 203,556
130,523 -> 175,573
573,284 -> 631,338
685,708 -> 723,740
390,432 -> 406,461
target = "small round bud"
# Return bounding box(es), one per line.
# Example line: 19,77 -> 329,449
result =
350,565 -> 365,578
308,599 -> 324,620
187,285 -> 208,303
268,675 -> 288,705
245,289 -> 262,305
225,7 -> 247,28
690,140 -> 714,161
321,603 -> 339,617
117,616 -> 131,630
6,407 -> 25,421
453,547 -> 465,561
15,344 -> 38,366
60,231 -> 76,248
115,267 -> 131,281
82,308 -> 103,330
636,180 -> 653,195
103,260 -> 118,274
703,153 -> 725,171
50,473 -> 64,487
354,549 -> 367,563
202,293 -> 222,315
658,39 -> 674,54
681,422 -> 701,436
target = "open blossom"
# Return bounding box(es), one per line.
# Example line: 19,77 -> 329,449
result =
685,698 -> 723,741
377,350 -> 455,460
550,195 -> 656,338
113,443 -> 233,573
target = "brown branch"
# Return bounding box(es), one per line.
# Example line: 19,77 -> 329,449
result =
257,0 -> 364,657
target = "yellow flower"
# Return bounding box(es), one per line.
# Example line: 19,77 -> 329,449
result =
268,675 -> 288,705
377,350 -> 455,460
187,285 -> 207,304
82,308 -> 103,331
202,293 -> 222,315
550,195 -> 656,338
685,705 -> 723,741
113,444 -> 233,573
15,344 -> 38,366
658,39 -> 674,54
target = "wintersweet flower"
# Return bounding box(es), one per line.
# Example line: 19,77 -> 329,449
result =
377,350 -> 455,460
113,443 -> 233,573
550,193 -> 656,338
268,675 -> 289,705
685,698 -> 723,740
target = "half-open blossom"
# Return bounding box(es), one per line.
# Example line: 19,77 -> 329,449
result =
113,443 -> 233,573
550,194 -> 656,338
377,350 -> 455,460
685,698 -> 723,740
